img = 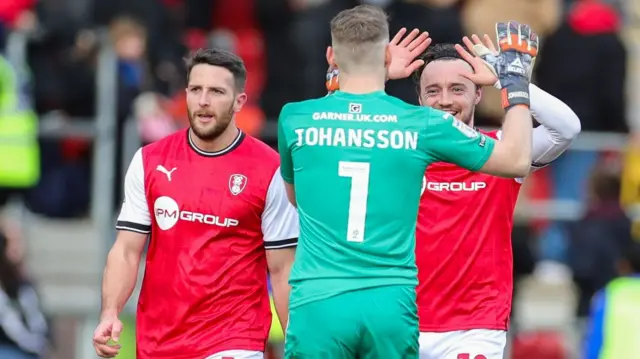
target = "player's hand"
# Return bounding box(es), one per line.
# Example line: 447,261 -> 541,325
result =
495,21 -> 538,79
492,21 -> 538,109
387,28 -> 431,80
455,34 -> 499,87
93,316 -> 123,358
325,28 -> 430,92
457,22 -> 538,110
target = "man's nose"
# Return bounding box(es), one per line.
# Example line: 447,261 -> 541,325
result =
438,91 -> 453,106
198,92 -> 210,107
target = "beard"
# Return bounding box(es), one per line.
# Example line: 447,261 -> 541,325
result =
458,108 -> 474,125
188,102 -> 235,141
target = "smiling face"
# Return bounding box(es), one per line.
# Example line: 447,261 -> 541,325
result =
418,58 -> 482,125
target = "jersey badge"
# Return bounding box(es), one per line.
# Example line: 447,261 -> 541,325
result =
349,103 -> 362,113
229,174 -> 248,195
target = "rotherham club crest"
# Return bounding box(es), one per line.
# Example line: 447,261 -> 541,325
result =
229,174 -> 247,195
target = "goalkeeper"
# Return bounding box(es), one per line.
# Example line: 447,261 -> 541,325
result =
278,6 -> 541,358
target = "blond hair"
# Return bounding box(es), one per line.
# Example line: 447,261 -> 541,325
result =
108,15 -> 146,43
330,5 -> 389,73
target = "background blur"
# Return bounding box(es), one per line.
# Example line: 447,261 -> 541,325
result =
0,0 -> 639,358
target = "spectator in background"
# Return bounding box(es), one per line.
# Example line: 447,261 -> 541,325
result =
567,162 -> 633,318
0,225 -> 48,359
583,240 -> 640,359
0,52 -> 39,217
110,15 -> 156,119
109,15 -> 162,210
133,92 -> 179,145
620,0 -> 640,240
534,0 -> 627,279
92,0 -> 186,95
24,23 -> 96,218
0,0 -> 37,32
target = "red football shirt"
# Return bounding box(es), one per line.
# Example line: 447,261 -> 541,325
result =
115,129 -> 299,358
416,130 -> 521,332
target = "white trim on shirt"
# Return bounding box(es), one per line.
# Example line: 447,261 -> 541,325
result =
262,167 -> 299,249
116,148 -> 152,233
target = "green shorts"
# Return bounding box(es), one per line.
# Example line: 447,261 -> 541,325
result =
284,285 -> 419,359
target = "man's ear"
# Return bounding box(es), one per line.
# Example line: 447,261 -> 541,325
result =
234,92 -> 248,113
474,87 -> 483,105
326,46 -> 337,68
384,45 -> 391,67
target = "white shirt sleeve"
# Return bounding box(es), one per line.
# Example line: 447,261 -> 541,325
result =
262,167 -> 299,249
115,148 -> 152,234
497,84 -> 581,178
528,84 -> 581,170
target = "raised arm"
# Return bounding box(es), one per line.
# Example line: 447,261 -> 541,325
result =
527,84 -> 581,170
443,82 -> 581,178
455,22 -> 541,177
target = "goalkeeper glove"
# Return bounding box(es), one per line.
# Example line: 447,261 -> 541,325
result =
474,21 -> 538,111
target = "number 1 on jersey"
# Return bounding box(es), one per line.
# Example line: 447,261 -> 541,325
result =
338,161 -> 370,242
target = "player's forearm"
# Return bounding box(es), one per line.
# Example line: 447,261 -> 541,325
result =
100,247 -> 141,319
529,84 -> 581,141
270,272 -> 291,329
500,105 -> 533,175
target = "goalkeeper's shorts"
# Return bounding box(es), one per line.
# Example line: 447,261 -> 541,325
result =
284,285 -> 419,359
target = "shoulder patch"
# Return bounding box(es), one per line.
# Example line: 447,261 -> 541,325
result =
452,119 -> 479,138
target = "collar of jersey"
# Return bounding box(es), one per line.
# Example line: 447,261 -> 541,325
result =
187,128 -> 245,157
332,90 -> 386,99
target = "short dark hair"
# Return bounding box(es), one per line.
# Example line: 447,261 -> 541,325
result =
185,48 -> 247,91
412,43 -> 472,92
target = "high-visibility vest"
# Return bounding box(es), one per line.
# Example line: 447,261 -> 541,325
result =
0,55 -> 39,188
599,277 -> 640,359
269,296 -> 284,342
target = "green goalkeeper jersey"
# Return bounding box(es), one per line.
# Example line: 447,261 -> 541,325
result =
278,91 -> 496,308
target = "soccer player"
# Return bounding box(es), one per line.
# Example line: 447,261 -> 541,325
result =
278,6 -> 538,358
412,35 -> 581,357
92,49 -> 299,359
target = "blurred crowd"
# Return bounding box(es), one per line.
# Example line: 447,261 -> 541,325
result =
0,0 -> 634,211
0,0 -> 639,358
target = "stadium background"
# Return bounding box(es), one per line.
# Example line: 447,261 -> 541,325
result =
0,0 -> 638,358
